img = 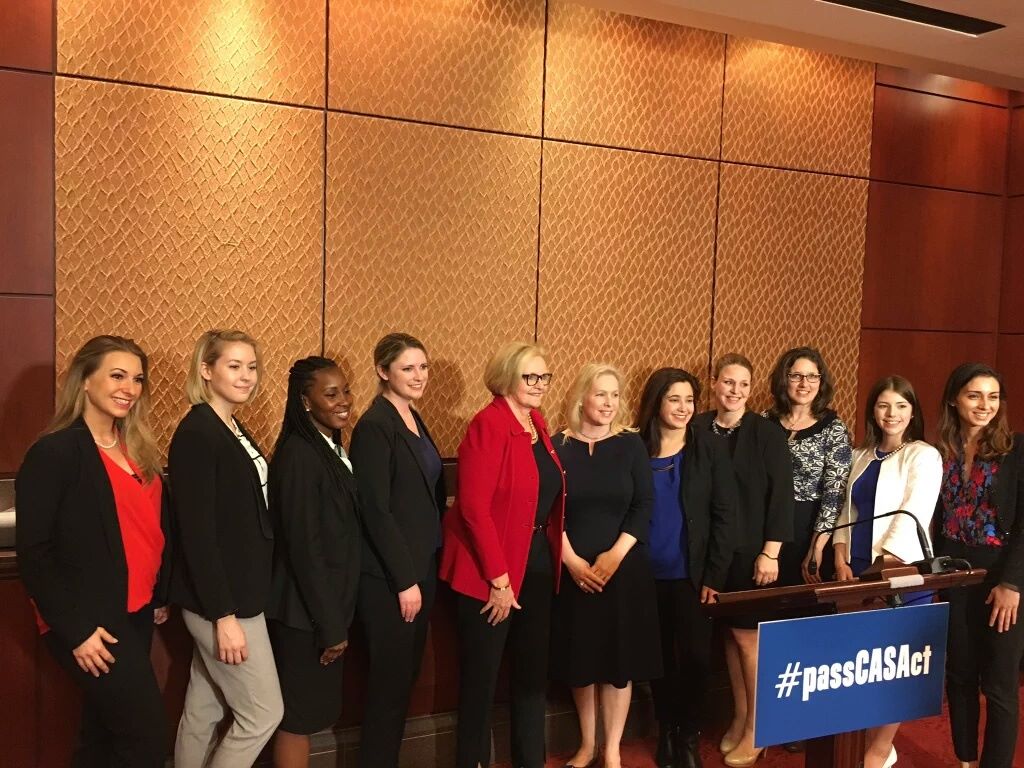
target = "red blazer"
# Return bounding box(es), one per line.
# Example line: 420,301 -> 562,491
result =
439,396 -> 565,602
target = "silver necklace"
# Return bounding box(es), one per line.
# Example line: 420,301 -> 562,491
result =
711,416 -> 742,437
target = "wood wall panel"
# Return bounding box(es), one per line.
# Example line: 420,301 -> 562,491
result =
862,182 -> 1003,332
997,334 -> 1024,432
55,79 -> 323,456
0,296 -> 54,473
537,142 -> 718,420
875,65 -> 1009,106
722,37 -> 874,176
0,70 -> 54,295
1009,107 -> 1024,197
870,85 -> 1008,194
714,165 -> 868,423
58,0 -> 325,105
545,2 -> 724,157
858,329 -> 997,442
0,581 -> 38,766
329,0 -> 544,135
0,0 -> 53,72
1002,196 -> 1024,333
324,114 -> 541,456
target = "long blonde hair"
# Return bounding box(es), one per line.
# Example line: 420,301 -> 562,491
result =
50,335 -> 162,481
564,363 -> 635,439
185,329 -> 262,405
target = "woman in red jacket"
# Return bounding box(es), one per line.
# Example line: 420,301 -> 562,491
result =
440,341 -> 565,768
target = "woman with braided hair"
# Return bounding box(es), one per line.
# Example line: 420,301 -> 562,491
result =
266,356 -> 361,768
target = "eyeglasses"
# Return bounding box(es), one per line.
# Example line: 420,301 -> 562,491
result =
787,373 -> 822,384
522,373 -> 554,387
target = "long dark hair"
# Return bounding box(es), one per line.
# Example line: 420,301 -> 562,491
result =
272,356 -> 351,492
767,346 -> 835,420
861,375 -> 925,449
936,362 -> 1013,461
637,367 -> 702,457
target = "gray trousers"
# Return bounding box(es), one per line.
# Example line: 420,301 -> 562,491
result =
175,610 -> 283,767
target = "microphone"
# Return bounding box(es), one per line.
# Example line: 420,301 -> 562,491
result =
807,509 -> 956,576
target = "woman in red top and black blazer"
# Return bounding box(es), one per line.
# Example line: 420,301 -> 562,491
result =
439,341 -> 565,768
17,335 -> 170,767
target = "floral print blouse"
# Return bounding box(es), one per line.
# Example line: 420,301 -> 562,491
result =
940,455 -> 1004,547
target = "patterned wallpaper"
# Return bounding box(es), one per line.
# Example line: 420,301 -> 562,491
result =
53,0 -> 874,455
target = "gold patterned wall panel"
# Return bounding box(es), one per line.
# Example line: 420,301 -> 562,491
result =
58,0 -> 325,105
545,2 -> 724,157
329,0 -> 545,134
56,78 -> 323,454
713,164 -> 868,424
537,141 -> 718,425
325,114 -> 541,456
722,37 -> 873,176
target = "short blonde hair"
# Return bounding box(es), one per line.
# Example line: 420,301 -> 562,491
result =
484,341 -> 546,396
185,329 -> 263,405
564,363 -> 635,437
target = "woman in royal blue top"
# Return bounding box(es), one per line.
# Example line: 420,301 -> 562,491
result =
637,368 -> 737,768
833,375 -> 941,768
935,363 -> 1024,768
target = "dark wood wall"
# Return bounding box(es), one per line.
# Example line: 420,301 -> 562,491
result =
998,96 -> 1024,417
858,66 -> 1012,440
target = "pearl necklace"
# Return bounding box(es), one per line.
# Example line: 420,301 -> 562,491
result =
93,433 -> 118,449
875,442 -> 908,461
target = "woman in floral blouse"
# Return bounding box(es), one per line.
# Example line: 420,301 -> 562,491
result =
765,347 -> 852,585
936,363 -> 1024,768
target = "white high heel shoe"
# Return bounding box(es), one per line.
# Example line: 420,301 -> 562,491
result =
883,746 -> 897,768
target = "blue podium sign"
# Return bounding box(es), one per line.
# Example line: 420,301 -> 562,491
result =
754,603 -> 949,747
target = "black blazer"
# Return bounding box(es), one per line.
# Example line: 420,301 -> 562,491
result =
349,396 -> 446,592
167,403 -> 273,620
692,411 -> 794,552
266,432 -> 361,647
679,427 -> 738,590
16,419 -> 172,648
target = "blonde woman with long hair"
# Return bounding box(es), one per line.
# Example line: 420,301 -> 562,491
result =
552,363 -> 660,768
169,329 -> 283,767
17,335 -> 170,766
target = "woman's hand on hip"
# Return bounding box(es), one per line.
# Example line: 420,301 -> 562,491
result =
215,615 -> 248,665
320,640 -> 348,665
398,584 -> 422,623
153,606 -> 169,625
986,584 -> 1020,633
73,626 -> 118,677
565,554 -> 605,593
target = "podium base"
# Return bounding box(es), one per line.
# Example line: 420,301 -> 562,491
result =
806,729 -> 865,768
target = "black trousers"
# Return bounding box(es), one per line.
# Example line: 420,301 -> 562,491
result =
455,560 -> 553,768
942,542 -> 1024,768
357,567 -> 437,768
649,578 -> 712,736
43,607 -> 166,768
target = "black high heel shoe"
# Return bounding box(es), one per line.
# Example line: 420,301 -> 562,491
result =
656,724 -> 680,768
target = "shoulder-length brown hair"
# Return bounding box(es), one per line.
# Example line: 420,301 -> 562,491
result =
767,346 -> 835,420
50,335 -> 162,481
936,362 -> 1013,461
861,375 -> 925,449
636,367 -> 702,457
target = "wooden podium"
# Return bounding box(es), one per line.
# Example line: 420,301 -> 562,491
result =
706,566 -> 988,768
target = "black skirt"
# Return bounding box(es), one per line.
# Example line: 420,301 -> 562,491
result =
268,619 -> 344,735
550,546 -> 662,688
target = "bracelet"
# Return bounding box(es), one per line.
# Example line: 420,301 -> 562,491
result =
491,583 -> 510,592
757,552 -> 778,561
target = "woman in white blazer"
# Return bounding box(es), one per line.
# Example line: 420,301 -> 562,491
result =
833,374 -> 942,768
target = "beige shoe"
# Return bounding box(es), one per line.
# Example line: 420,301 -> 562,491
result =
723,745 -> 765,767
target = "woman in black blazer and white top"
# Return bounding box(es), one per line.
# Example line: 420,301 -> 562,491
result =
349,333 -> 446,768
169,329 -> 284,768
17,335 -> 170,766
692,353 -> 793,767
266,356 -> 360,767
637,367 -> 737,768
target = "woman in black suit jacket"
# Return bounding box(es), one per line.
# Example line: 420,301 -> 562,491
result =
169,329 -> 284,768
692,353 -> 793,767
266,356 -> 360,767
637,367 -> 737,768
349,333 -> 446,768
17,335 -> 170,766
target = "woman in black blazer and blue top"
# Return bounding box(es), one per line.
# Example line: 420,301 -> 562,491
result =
349,333 -> 446,768
17,335 -> 170,767
266,356 -> 360,768
692,353 -> 793,768
637,367 -> 737,768
169,329 -> 284,768
936,363 -> 1024,768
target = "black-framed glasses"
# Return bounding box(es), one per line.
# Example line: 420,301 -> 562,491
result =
787,372 -> 822,384
522,373 -> 554,387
